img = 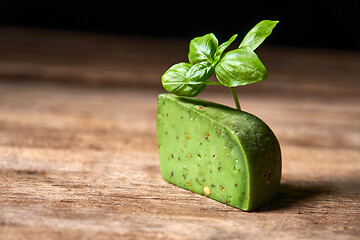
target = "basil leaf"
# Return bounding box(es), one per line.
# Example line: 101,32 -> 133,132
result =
215,46 -> 267,87
239,20 -> 279,51
188,33 -> 218,65
214,34 -> 238,64
186,61 -> 214,83
162,62 -> 206,97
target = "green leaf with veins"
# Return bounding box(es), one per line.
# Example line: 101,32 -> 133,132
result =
162,62 -> 207,97
215,46 -> 268,87
214,34 -> 238,64
188,33 -> 218,65
186,61 -> 214,83
239,20 -> 279,51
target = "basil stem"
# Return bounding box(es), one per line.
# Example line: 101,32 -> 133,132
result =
230,87 -> 241,111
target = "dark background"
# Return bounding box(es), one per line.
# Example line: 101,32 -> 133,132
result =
0,0 -> 359,50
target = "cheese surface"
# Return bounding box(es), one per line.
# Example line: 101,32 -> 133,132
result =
157,94 -> 281,211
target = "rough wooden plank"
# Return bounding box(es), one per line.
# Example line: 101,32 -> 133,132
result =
0,28 -> 359,239
0,81 -> 359,239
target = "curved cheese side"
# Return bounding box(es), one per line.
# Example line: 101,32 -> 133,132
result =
157,94 -> 281,211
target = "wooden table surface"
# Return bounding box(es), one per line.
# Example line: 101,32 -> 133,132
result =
0,28 -> 359,239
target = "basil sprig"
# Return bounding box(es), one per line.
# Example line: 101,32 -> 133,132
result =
161,20 -> 279,110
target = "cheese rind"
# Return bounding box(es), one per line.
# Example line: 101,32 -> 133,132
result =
157,94 -> 281,211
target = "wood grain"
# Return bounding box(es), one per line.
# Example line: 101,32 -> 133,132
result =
0,27 -> 359,239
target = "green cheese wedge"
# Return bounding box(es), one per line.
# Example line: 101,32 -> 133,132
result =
157,94 -> 281,211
